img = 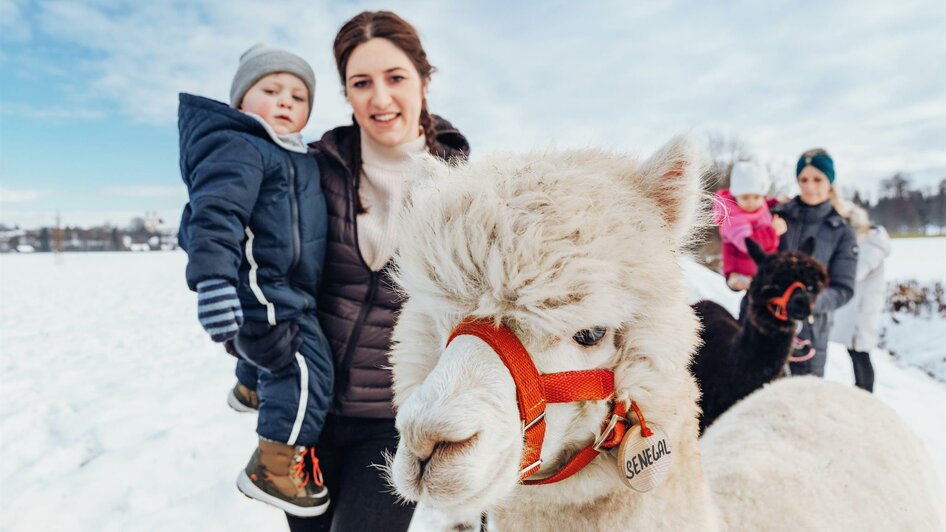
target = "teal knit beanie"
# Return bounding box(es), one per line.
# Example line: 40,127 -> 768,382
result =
796,151 -> 835,184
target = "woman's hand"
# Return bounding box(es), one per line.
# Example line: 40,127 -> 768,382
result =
772,215 -> 788,236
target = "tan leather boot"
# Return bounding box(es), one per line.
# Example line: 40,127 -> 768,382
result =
236,439 -> 330,517
227,382 -> 259,412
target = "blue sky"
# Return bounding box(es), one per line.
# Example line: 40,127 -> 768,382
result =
1,0 -> 945,229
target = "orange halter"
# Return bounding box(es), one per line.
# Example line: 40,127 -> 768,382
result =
766,281 -> 806,321
447,318 -> 650,485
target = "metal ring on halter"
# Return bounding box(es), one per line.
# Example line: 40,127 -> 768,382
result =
593,413 -> 624,452
522,411 -> 546,431
520,459 -> 543,477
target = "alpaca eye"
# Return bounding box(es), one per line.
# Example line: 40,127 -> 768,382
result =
573,327 -> 607,347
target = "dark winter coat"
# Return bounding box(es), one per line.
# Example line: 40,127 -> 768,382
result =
310,117 -> 470,418
177,93 -> 327,323
773,197 -> 858,355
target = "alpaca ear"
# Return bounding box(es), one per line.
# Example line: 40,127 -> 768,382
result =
746,237 -> 768,264
799,236 -> 816,256
637,136 -> 707,245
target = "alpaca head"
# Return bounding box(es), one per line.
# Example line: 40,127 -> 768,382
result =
745,236 -> 828,331
386,137 -> 708,516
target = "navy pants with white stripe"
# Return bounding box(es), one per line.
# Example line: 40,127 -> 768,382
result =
244,313 -> 333,446
236,359 -> 258,391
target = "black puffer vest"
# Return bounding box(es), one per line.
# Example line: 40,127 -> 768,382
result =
310,117 -> 470,417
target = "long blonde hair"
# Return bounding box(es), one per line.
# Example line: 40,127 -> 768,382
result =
829,187 -> 848,217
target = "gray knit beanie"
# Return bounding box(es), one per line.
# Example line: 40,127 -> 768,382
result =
230,43 -> 316,118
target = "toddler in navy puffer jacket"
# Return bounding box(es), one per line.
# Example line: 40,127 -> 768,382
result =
177,44 -> 332,518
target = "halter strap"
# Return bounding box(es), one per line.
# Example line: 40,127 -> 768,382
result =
448,318 -> 547,478
447,317 -> 635,484
766,281 -> 805,321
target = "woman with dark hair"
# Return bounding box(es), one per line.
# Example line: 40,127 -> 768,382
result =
771,148 -> 857,377
290,10 -> 469,531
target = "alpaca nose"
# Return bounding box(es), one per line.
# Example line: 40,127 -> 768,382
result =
407,430 -> 480,468
787,292 -> 812,319
413,433 -> 480,475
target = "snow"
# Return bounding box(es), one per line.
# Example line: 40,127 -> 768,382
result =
884,236 -> 946,282
1,239 -> 943,531
882,313 -> 946,382
0,252 -> 278,531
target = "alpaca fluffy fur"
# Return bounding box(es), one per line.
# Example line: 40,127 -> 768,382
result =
701,377 -> 946,531
385,138 -> 944,531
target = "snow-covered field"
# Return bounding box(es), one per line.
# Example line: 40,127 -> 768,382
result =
1,238 -> 944,531
884,236 -> 946,282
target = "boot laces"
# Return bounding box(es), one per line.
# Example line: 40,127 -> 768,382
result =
291,446 -> 325,489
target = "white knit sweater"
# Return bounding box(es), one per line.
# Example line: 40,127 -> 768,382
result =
357,132 -> 427,271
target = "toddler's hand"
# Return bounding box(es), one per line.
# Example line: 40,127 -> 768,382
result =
233,321 -> 302,375
727,274 -> 750,292
772,215 -> 788,236
196,279 -> 243,342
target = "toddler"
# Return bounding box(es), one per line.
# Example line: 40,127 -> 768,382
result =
177,44 -> 332,517
714,161 -> 786,291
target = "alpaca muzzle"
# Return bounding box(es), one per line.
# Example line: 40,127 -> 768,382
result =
766,281 -> 812,322
447,317 -> 656,486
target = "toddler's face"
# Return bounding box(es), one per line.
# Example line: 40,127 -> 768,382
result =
240,73 -> 310,135
735,193 -> 764,212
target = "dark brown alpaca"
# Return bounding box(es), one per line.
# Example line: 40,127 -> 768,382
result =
691,237 -> 828,434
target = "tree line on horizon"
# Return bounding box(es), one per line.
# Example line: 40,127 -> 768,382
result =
0,215 -> 176,252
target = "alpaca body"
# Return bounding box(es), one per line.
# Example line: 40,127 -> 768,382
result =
702,377 -> 945,531
386,141 -> 944,531
691,299 -> 793,433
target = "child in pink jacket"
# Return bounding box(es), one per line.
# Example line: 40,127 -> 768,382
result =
714,161 -> 786,291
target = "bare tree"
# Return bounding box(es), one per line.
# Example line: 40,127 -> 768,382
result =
765,159 -> 794,198
702,131 -> 754,191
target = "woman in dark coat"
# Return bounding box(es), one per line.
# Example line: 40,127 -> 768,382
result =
772,148 -> 858,376
295,11 -> 468,532
238,11 -> 469,531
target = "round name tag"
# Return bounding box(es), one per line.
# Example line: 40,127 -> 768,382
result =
615,423 -> 672,492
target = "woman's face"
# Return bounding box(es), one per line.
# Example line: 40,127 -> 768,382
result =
797,166 -> 831,205
345,38 -> 426,147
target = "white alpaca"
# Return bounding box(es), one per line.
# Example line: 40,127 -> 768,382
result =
387,138 -> 944,531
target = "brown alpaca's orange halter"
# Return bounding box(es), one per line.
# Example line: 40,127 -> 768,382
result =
766,281 -> 806,321
447,317 -> 651,485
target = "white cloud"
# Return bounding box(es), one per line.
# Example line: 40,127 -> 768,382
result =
11,0 -> 946,193
0,186 -> 40,203
0,0 -> 31,43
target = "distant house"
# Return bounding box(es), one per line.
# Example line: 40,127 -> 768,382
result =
0,228 -> 28,253
1,214 -> 180,252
